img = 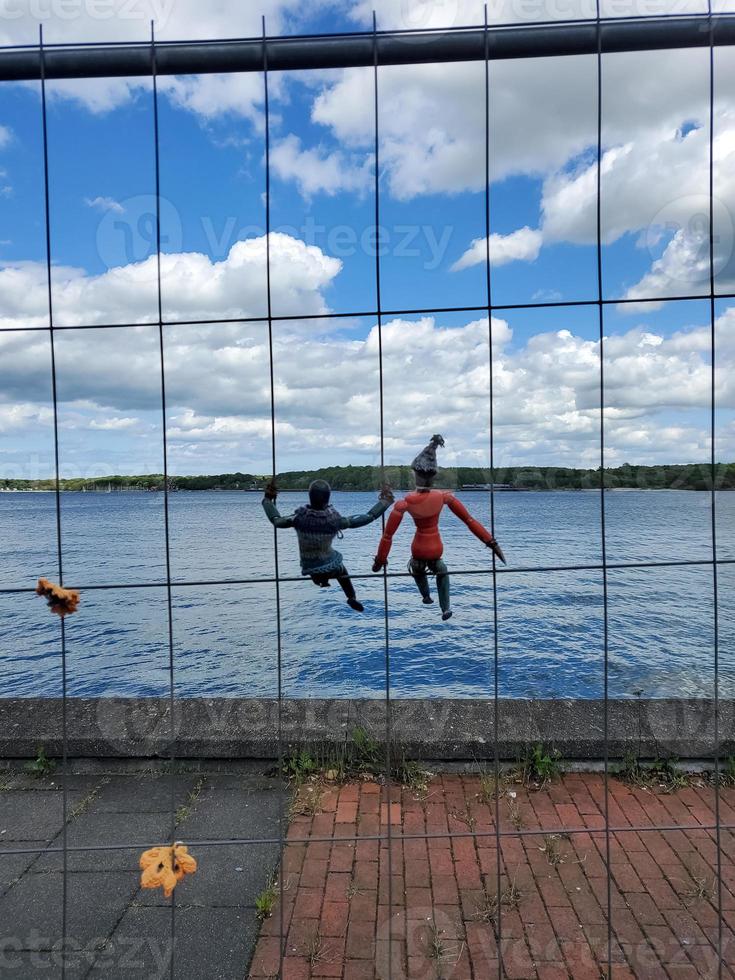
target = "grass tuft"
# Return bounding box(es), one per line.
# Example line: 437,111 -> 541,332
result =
255,880 -> 278,920
24,746 -> 56,779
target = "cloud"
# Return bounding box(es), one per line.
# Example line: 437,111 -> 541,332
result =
0,234 -> 342,328
270,134 -> 373,198
88,416 -> 141,430
452,227 -> 543,272
0,402 -> 53,434
0,126 -> 12,148
157,73 -> 268,124
347,0 -> 603,30
84,196 -> 125,214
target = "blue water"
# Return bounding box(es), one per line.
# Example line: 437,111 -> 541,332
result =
0,490 -> 732,699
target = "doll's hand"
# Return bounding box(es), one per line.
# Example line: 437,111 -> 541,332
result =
379,483 -> 394,504
487,538 -> 506,565
372,557 -> 386,573
264,481 -> 278,501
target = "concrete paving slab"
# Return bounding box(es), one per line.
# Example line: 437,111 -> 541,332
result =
87,905 -> 260,980
86,774 -> 202,814
0,840 -> 47,894
32,809 -> 172,872
177,785 -> 283,842
0,870 -> 139,951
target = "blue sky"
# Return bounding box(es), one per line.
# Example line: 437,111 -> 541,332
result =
0,0 -> 734,477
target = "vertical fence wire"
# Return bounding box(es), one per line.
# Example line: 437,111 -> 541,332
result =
150,22 -> 178,978
261,17 -> 287,976
593,4 -> 614,976
707,3 -> 724,976
38,24 -> 69,980
482,8 -> 503,977
372,14 -> 395,978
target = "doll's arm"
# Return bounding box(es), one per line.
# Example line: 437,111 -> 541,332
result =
342,487 -> 394,529
262,498 -> 296,529
373,500 -> 407,569
444,493 -> 506,563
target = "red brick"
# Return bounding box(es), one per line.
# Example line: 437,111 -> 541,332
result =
346,917 -> 376,959
324,871 -> 350,902
431,874 -> 459,905
281,957 -> 311,980
293,887 -> 323,918
249,937 -> 281,976
344,960 -> 374,980
380,802 -> 401,825
321,900 -> 349,938
404,858 -> 431,888
311,936 -> 346,977
300,858 -> 328,889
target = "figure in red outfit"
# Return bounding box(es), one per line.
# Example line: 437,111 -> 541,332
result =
372,435 -> 506,621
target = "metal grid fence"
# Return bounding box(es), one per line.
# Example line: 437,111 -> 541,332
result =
0,5 -> 732,979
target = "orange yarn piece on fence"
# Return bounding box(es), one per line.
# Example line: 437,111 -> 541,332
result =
139,844 -> 197,898
35,578 -> 80,617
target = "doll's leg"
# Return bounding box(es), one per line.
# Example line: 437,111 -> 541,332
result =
409,559 -> 433,604
335,567 -> 364,612
433,560 -> 452,620
311,573 -> 330,588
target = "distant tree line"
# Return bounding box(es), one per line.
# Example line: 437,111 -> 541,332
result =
2,462 -> 734,492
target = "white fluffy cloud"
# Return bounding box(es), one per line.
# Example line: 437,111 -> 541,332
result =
84,195 -> 124,214
452,227 -> 543,271
270,135 -> 373,198
0,234 -> 342,328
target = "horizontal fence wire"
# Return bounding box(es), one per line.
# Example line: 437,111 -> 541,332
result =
1,558 -> 734,595
0,821 -> 733,859
3,289 -> 735,333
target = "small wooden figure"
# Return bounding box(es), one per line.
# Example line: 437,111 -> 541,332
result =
263,480 -> 393,612
372,435 -> 505,621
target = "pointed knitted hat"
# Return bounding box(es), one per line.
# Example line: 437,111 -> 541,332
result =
411,434 -> 445,475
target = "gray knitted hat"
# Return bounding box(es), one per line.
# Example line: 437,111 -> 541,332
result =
411,434 -> 445,475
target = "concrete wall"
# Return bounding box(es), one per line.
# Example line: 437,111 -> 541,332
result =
1,698 -> 732,761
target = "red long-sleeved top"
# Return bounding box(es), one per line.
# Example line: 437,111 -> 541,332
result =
375,489 -> 494,563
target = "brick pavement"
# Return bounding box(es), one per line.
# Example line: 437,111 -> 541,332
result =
248,773 -> 735,980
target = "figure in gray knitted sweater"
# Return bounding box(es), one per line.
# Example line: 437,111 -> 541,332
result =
263,479 -> 393,612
